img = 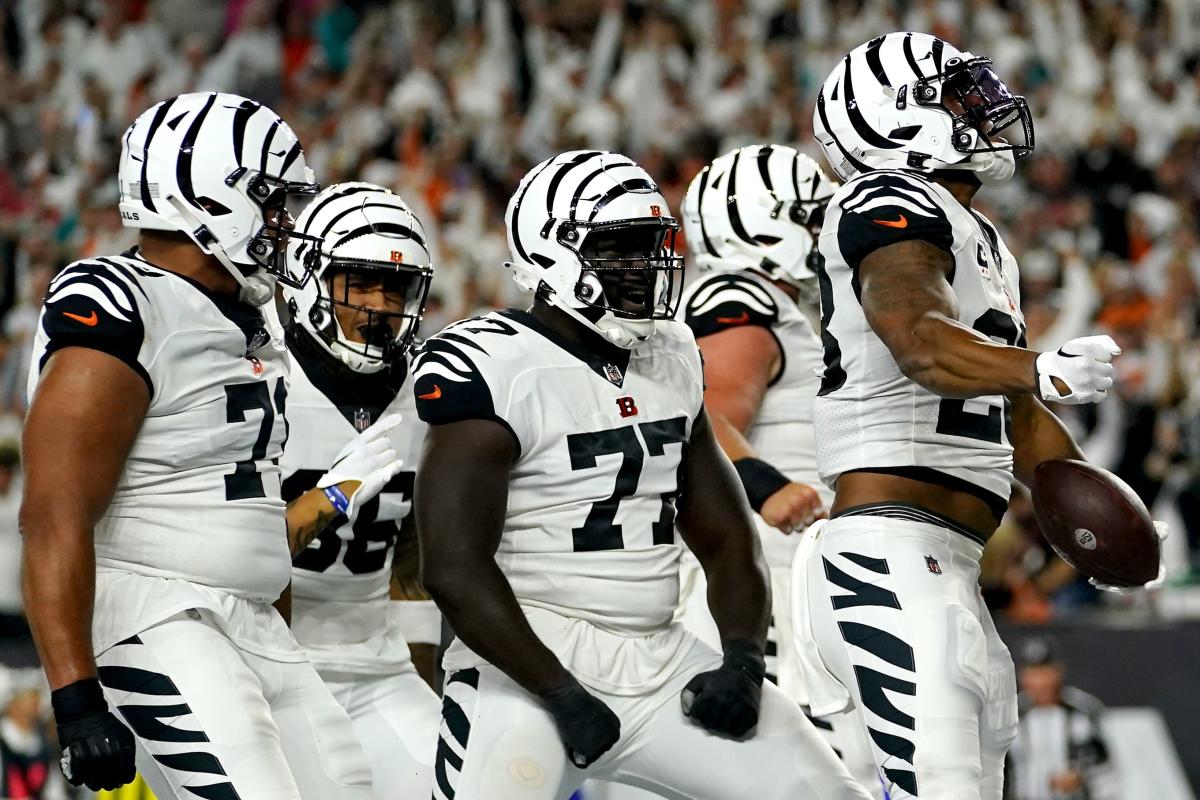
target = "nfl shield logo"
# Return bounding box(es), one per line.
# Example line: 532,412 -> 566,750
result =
354,408 -> 372,432
604,364 -> 623,385
925,555 -> 942,575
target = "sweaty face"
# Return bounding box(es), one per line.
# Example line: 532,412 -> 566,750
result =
328,269 -> 415,347
580,226 -> 667,317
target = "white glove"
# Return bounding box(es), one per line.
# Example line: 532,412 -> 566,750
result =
317,415 -> 405,533
1035,335 -> 1121,405
1089,521 -> 1169,594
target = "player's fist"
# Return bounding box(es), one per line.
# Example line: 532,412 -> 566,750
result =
318,415 -> 405,527
1035,335 -> 1121,405
680,640 -> 765,738
759,482 -> 826,534
52,679 -> 136,791
538,677 -> 621,768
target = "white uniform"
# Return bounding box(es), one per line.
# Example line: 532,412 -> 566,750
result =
677,270 -> 880,798
282,333 -> 440,797
794,171 -> 1023,800
28,252 -> 372,800
413,309 -> 868,800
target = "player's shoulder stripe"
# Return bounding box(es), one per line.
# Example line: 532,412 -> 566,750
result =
46,259 -> 145,323
684,271 -> 779,320
839,170 -> 945,219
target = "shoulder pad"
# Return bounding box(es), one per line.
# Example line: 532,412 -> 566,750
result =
682,272 -> 780,338
835,171 -> 955,270
39,260 -> 152,391
411,316 -> 518,426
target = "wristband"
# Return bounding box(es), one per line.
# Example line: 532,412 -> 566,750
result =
722,639 -> 767,686
732,457 -> 791,512
51,678 -> 107,722
323,485 -> 350,515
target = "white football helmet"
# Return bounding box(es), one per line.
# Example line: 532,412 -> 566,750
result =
681,144 -> 836,293
283,182 -> 433,374
118,92 -> 320,306
505,150 -> 683,349
814,32 -> 1034,185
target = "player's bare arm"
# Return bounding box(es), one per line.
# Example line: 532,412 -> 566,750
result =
860,239 -> 1040,399
21,346 -> 143,791
418,417 -> 620,766
390,513 -> 437,688
1009,393 -> 1085,489
21,347 -> 149,690
698,323 -> 823,532
677,407 -> 770,648
674,408 -> 771,738
417,419 -> 570,693
286,488 -> 350,557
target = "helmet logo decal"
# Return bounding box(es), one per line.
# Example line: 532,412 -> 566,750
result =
390,250 -> 405,263
650,205 -> 662,217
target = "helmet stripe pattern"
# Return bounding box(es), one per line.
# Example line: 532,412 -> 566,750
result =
568,158 -> 637,220
508,159 -> 556,266
865,35 -> 891,88
681,144 -> 837,285
258,118 -> 282,175
725,151 -> 759,246
546,150 -> 603,215
135,96 -> 178,214
693,166 -> 719,257
176,92 -> 218,210
588,177 -> 655,221
230,98 -> 261,165
842,56 -> 901,151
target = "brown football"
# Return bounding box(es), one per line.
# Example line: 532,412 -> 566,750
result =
1031,459 -> 1160,587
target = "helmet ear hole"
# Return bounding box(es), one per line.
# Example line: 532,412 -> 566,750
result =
575,272 -> 604,305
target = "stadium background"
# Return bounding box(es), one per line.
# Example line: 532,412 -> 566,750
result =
0,0 -> 1196,797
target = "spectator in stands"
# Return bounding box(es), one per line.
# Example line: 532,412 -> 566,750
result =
0,668 -> 68,800
1006,637 -> 1113,800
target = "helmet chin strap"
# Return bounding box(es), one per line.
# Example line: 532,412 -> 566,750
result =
972,148 -> 1016,185
165,196 -> 276,306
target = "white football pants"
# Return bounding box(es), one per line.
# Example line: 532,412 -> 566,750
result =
95,610 -> 374,800
430,637 -> 871,800
321,666 -> 441,799
792,512 -> 1019,800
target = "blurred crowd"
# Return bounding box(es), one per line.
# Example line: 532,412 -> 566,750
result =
0,0 -> 1198,628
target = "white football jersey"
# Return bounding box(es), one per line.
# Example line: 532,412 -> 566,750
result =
412,310 -> 704,635
28,252 -> 291,601
680,270 -> 830,505
282,333 -> 425,674
814,170 -> 1025,515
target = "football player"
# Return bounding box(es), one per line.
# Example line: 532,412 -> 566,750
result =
412,150 -> 870,800
676,144 -> 879,794
793,33 -> 1162,800
278,181 -> 441,796
21,92 -> 373,798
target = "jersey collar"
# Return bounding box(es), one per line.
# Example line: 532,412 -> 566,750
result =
499,308 -> 632,388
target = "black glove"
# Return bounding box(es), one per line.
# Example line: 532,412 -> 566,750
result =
680,639 -> 765,738
538,677 -> 621,768
52,678 -> 136,791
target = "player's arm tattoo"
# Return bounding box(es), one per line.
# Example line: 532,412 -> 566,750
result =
1009,393 -> 1084,489
860,239 -> 1038,398
285,488 -> 342,558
